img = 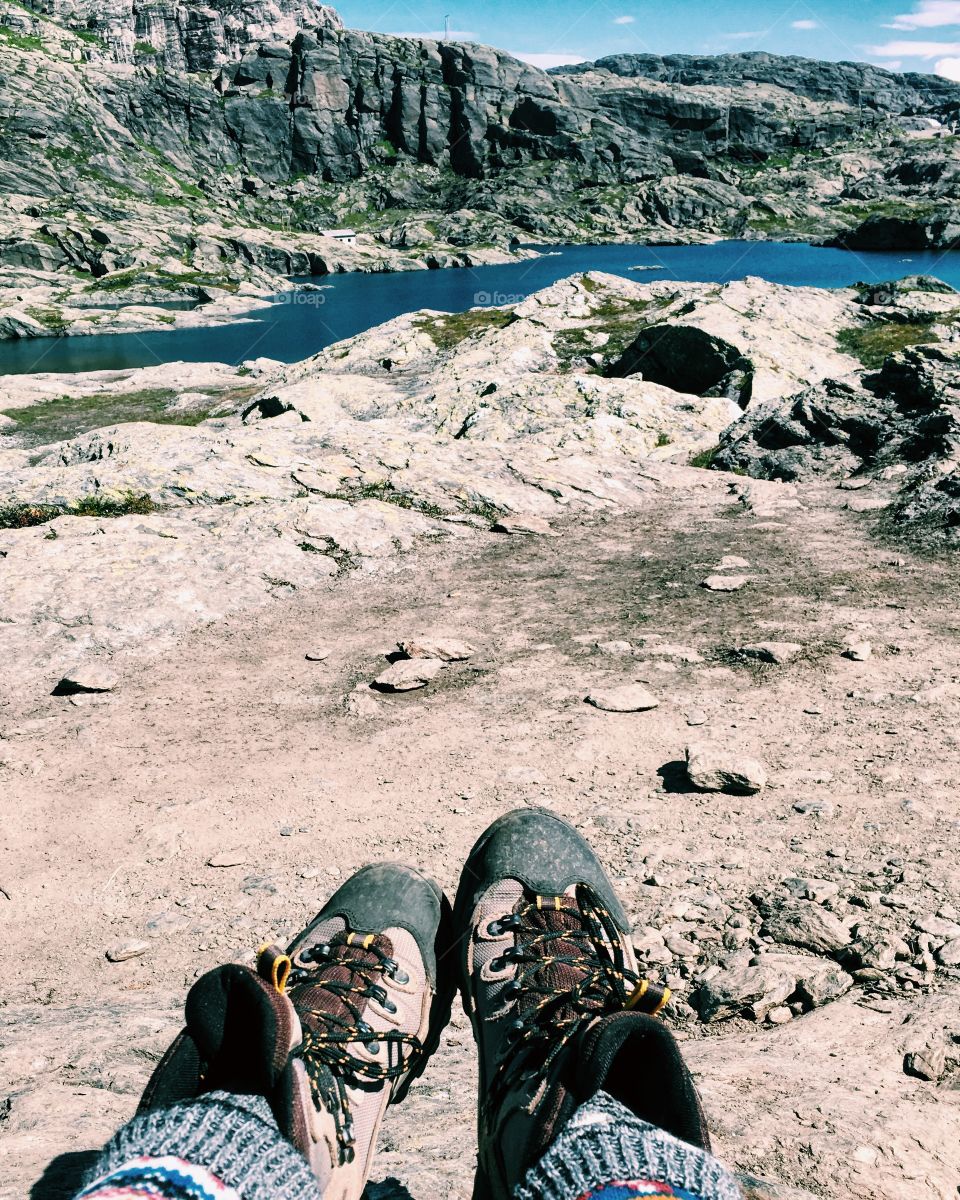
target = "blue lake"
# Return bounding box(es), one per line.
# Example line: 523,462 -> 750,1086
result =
2,239 -> 958,376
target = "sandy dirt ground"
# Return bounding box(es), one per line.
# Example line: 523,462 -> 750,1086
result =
2,476 -> 959,1200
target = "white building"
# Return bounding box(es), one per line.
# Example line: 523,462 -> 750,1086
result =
321,229 -> 358,245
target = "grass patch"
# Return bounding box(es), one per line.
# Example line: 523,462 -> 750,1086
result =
1,388 -> 216,448
134,40 -> 157,55
552,297 -> 660,373
415,308 -> 516,351
0,492 -> 156,529
837,321 -> 939,369
25,305 -> 68,335
690,445 -> 721,470
0,25 -> 43,49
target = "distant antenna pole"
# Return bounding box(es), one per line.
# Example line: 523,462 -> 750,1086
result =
444,13 -> 451,39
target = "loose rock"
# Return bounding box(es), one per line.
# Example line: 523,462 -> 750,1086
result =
305,648 -> 332,662
757,899 -> 851,955
492,515 -> 556,537
105,940 -> 149,963
207,851 -> 247,868
55,666 -> 119,695
701,575 -> 749,592
586,684 -> 660,713
397,637 -> 475,662
373,658 -> 444,692
843,641 -> 872,662
685,744 -> 767,794
739,642 -> 803,665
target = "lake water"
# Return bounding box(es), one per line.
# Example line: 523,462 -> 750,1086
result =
2,239 -> 958,376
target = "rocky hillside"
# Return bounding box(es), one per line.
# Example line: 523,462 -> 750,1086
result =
0,3 -> 959,319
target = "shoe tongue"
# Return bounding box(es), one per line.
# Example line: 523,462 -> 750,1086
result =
290,932 -> 393,1029
517,900 -> 593,1020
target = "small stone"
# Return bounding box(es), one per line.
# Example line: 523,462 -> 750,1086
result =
686,709 -> 709,727
346,684 -> 380,716
207,851 -> 247,868
935,939 -> 960,966
793,799 -> 835,817
692,963 -> 794,1023
904,1041 -> 946,1082
739,642 -> 803,665
305,648 -> 331,662
766,1005 -> 793,1024
717,555 -> 750,569
56,665 -> 118,695
397,637 -> 475,662
839,477 -> 872,491
106,940 -> 149,963
492,515 -> 557,537
782,877 -> 840,903
373,658 -> 444,692
664,933 -> 699,958
847,495 -> 890,513
758,900 -> 850,955
595,640 -> 633,656
701,575 -> 748,592
685,745 -> 767,794
843,641 -> 872,662
586,685 -> 660,713
913,914 -> 960,940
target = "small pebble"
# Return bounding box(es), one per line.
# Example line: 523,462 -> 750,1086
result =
701,575 -> 748,592
843,641 -> 872,662
106,940 -> 149,963
207,851 -> 247,868
305,648 -> 331,662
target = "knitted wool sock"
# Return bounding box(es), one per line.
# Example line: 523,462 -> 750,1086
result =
514,1091 -> 742,1200
79,1091 -> 326,1200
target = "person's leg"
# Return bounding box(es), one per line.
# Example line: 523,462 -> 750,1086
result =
453,808 -> 742,1200
73,863 -> 455,1200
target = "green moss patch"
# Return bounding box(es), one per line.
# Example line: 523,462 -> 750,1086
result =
1,389 -> 211,447
837,321 -> 939,369
0,492 -> 157,529
415,308 -> 516,351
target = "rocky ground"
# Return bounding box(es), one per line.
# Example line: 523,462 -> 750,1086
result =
2,271 -> 960,1199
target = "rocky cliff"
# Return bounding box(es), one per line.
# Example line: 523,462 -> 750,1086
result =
0,4 -> 958,309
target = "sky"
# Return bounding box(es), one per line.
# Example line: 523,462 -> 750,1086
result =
333,0 -> 960,80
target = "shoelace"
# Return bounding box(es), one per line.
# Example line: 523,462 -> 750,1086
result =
261,936 -> 424,1164
487,885 -> 669,1101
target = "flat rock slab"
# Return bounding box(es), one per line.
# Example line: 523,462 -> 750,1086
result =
686,744 -> 768,794
492,515 -> 557,537
586,684 -> 660,712
373,658 -> 444,692
397,636 -> 475,661
740,642 -> 803,664
702,574 -> 749,592
105,940 -> 149,963
843,641 -> 872,661
55,665 -> 119,694
305,647 -> 332,662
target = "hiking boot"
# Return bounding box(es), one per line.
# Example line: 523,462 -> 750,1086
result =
453,807 -> 710,1200
140,863 -> 454,1200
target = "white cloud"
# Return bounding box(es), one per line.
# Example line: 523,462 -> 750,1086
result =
868,38 -> 960,56
613,15 -> 636,24
512,52 -> 588,68
791,19 -> 820,29
879,58 -> 905,68
723,29 -> 768,40
936,53 -> 960,75
886,0 -> 960,29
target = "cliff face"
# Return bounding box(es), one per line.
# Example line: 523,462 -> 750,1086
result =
21,0 -> 341,70
0,2 -> 958,293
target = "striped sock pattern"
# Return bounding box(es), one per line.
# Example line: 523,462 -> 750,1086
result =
80,1092 -> 325,1200
514,1092 -> 742,1200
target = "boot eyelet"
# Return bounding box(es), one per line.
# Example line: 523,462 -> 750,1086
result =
366,1041 -> 381,1055
486,919 -> 502,936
